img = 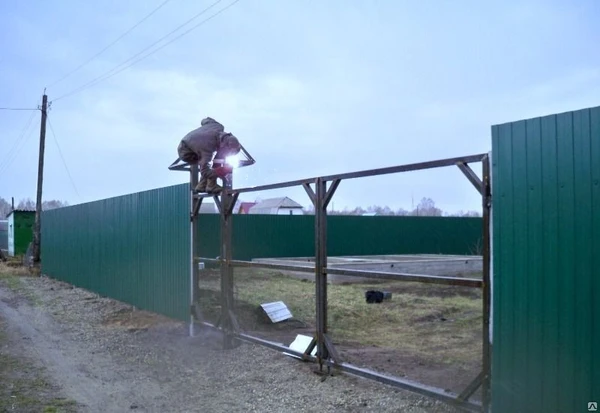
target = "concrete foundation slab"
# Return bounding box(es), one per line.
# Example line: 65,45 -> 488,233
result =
252,254 -> 483,284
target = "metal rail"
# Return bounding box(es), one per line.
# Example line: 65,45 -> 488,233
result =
198,321 -> 481,412
175,153 -> 491,412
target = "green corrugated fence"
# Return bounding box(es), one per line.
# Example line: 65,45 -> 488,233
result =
42,183 -> 482,322
41,183 -> 190,321
196,214 -> 483,260
492,106 -> 600,412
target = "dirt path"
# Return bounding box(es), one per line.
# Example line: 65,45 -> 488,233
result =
0,287 -> 162,412
0,273 -> 462,413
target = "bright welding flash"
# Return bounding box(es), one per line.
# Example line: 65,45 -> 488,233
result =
225,154 -> 241,168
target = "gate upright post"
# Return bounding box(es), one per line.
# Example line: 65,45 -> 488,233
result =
482,155 -> 492,411
189,163 -> 199,337
220,172 -> 236,349
314,177 -> 329,370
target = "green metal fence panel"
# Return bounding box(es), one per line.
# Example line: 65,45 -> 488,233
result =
491,106 -> 600,412
41,183 -> 190,321
196,214 -> 482,260
328,216 -> 482,256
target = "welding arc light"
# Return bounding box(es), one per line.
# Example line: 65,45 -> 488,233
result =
225,154 -> 241,168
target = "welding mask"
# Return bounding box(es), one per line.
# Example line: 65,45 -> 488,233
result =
220,133 -> 241,156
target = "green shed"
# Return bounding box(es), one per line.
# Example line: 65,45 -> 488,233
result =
7,210 -> 35,256
491,106 -> 599,412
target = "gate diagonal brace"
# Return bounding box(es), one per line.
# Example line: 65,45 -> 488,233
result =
302,183 -> 316,206
456,162 -> 483,195
323,334 -> 342,365
313,334 -> 343,381
213,196 -> 223,214
225,192 -> 240,216
324,179 -> 341,209
192,198 -> 203,219
457,371 -> 485,402
304,336 -> 317,360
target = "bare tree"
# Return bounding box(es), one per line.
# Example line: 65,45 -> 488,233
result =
395,208 -> 409,216
14,198 -> 69,211
446,210 -> 482,217
17,198 -> 36,210
0,197 -> 11,219
42,200 -> 69,210
411,197 -> 443,216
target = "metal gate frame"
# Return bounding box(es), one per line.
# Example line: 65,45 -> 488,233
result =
169,153 -> 492,412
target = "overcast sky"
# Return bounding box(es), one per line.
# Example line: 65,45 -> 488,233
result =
1,0 -> 599,213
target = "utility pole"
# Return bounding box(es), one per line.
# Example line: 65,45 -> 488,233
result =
32,93 -> 48,265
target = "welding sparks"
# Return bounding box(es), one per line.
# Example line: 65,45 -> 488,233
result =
226,154 -> 241,168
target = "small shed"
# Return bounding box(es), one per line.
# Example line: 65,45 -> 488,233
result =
7,210 -> 35,256
248,197 -> 304,215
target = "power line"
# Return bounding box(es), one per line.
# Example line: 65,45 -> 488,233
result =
0,107 -> 39,111
52,0 -> 228,102
0,109 -> 38,175
47,0 -> 174,89
46,115 -> 82,201
52,0 -> 240,102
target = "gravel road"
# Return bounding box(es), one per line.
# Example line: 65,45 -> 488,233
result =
0,274 -> 462,412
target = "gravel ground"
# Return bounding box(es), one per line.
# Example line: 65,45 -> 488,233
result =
0,274 -> 464,413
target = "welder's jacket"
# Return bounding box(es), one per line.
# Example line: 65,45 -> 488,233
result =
178,117 -> 225,178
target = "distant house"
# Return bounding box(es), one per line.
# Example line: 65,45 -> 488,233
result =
362,212 -> 378,216
237,202 -> 256,214
6,210 -> 35,256
248,197 -> 304,215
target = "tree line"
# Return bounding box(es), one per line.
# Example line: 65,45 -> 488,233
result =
0,197 -> 69,219
302,197 -> 481,217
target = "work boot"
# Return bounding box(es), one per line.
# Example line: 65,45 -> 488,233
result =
194,176 -> 208,192
206,178 -> 223,194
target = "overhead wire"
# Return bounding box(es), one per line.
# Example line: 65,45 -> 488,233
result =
46,0 -> 174,89
0,107 -> 39,111
46,115 -> 82,201
0,108 -> 39,175
52,0 -> 241,103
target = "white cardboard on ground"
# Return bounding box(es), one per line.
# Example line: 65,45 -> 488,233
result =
283,334 -> 317,359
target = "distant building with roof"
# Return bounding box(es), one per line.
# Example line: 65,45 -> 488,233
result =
237,202 -> 256,214
248,197 -> 304,215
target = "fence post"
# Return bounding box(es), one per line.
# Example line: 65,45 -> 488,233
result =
220,172 -> 238,349
189,164 -> 199,337
314,177 -> 329,369
481,154 -> 492,411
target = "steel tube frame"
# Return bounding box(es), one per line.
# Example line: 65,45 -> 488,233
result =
180,153 -> 491,412
189,164 -> 199,337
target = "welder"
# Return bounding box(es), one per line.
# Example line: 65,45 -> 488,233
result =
177,117 -> 241,194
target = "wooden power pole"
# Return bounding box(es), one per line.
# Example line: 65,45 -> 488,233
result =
32,94 -> 48,265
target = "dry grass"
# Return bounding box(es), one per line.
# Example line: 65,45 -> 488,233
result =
0,260 -> 33,277
197,268 -> 482,365
0,261 -> 40,305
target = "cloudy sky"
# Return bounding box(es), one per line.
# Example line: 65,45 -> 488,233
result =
1,0 -> 599,213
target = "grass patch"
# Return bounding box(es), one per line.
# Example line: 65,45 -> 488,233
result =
197,268 -> 482,365
0,262 -> 41,306
0,319 -> 77,412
